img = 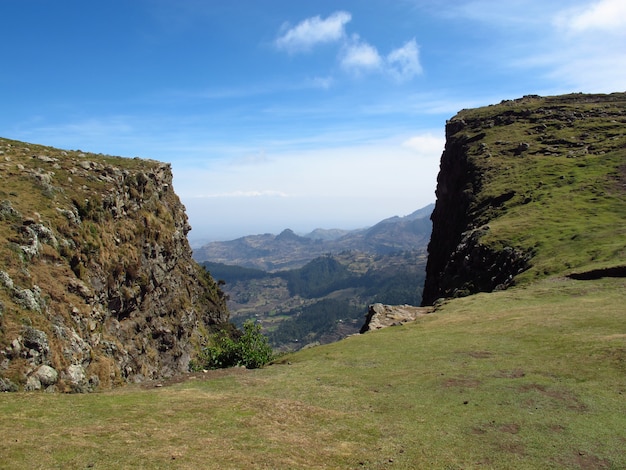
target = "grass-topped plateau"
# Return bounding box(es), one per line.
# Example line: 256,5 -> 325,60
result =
454,93 -> 626,281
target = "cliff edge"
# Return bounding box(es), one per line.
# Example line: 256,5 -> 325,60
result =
422,93 -> 626,305
0,137 -> 229,392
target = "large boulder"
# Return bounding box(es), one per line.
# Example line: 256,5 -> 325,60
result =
360,303 -> 432,333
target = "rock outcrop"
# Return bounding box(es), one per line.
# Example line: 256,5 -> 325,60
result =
360,303 -> 432,333
422,92 -> 626,305
0,137 -> 229,391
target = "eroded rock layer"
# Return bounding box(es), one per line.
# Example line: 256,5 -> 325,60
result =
0,138 -> 229,391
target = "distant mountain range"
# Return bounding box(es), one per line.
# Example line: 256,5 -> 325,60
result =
192,203 -> 434,271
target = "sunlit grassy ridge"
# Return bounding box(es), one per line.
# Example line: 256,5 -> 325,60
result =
452,93 -> 626,282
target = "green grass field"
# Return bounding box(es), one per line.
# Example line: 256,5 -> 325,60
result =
1,275 -> 624,469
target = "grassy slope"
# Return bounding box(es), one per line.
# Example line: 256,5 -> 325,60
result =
456,94 -> 626,281
1,276 -> 624,469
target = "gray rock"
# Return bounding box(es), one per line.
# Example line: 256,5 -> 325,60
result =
0,270 -> 14,289
0,377 -> 19,392
34,365 -> 58,386
360,303 -> 433,333
0,199 -> 20,220
25,375 -> 42,391
14,286 -> 43,312
10,338 -> 22,357
66,364 -> 86,391
22,327 -> 49,358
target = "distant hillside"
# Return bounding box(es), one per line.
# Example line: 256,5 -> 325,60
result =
193,204 -> 434,271
203,249 -> 427,350
0,137 -> 229,392
422,92 -> 626,304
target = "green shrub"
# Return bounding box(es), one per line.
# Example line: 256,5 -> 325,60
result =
193,320 -> 274,370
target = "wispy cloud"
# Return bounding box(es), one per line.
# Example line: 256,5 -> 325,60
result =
340,35 -> 383,72
275,11 -> 351,53
340,37 -> 422,81
276,11 -> 422,82
387,39 -> 422,82
438,0 -> 626,94
402,133 -> 445,155
556,0 -> 626,32
542,0 -> 626,92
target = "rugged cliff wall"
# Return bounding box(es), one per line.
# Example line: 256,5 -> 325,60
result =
422,93 -> 626,305
0,138 -> 229,392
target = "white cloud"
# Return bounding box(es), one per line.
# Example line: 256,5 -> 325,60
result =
275,11 -> 351,53
387,39 -> 422,81
402,133 -> 445,156
340,35 -> 383,72
275,12 -> 422,83
341,36 -> 424,80
556,0 -> 626,32
437,1 -> 626,94
535,0 -> 626,92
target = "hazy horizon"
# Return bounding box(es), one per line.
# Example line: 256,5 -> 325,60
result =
186,200 -> 436,245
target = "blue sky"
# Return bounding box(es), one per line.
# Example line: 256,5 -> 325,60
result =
1,1 -> 625,242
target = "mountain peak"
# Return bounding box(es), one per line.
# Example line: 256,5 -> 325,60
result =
275,228 -> 304,241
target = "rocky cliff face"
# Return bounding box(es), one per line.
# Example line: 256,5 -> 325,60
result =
422,92 -> 626,305
421,116 -> 533,305
0,137 -> 229,392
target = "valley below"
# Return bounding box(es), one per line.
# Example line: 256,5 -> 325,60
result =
193,207 -> 433,350
204,249 -> 428,350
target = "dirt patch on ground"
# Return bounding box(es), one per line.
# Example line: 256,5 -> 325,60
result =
556,450 -> 613,469
471,426 -> 487,435
139,366 -> 250,389
467,350 -> 493,359
442,377 -> 482,388
518,383 -> 588,411
549,424 -> 566,433
499,423 -> 520,434
493,369 -> 525,378
498,441 -> 525,455
471,421 -> 520,436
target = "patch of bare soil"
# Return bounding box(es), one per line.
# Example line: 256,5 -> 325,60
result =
498,423 -> 520,434
549,424 -> 566,433
556,450 -> 612,469
493,369 -> 525,378
139,367 -> 250,389
518,383 -> 588,411
471,421 -> 520,436
497,441 -> 526,456
467,350 -> 493,359
442,377 -> 481,388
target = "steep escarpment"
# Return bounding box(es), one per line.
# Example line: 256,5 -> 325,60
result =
0,137 -> 229,391
422,93 -> 626,305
